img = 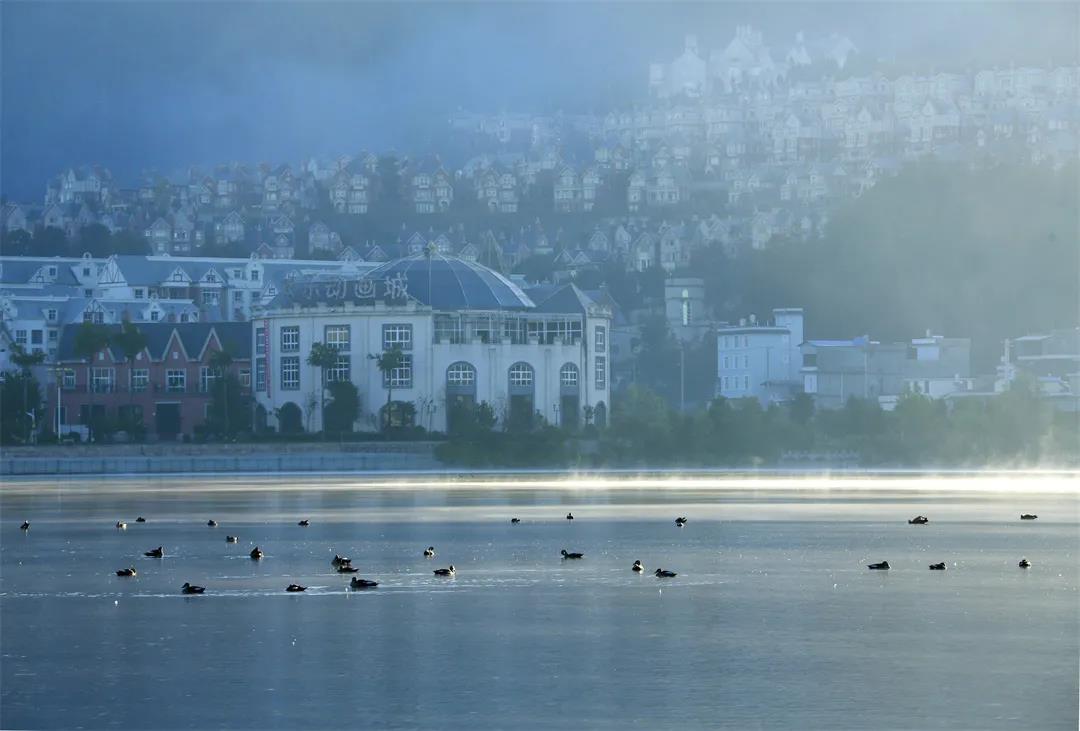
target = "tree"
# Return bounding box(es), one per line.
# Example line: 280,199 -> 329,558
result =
73,322 -> 112,442
206,373 -> 251,437
0,229 -> 33,256
8,348 -> 45,442
110,229 -> 150,255
0,370 -> 42,444
323,381 -> 360,434
369,345 -> 405,431
307,342 -> 338,435
79,224 -> 113,256
111,322 -> 148,430
32,226 -> 68,256
208,348 -> 235,435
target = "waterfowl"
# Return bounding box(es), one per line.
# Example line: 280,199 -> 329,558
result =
298,519 -> 310,527
675,517 -> 688,527
510,518 -> 520,524
350,577 -> 379,589
331,554 -> 351,568
144,546 -> 164,558
908,516 -> 929,525
250,547 -> 264,560
20,521 -> 29,531
226,535 -> 238,543
181,582 -> 205,594
929,562 -> 947,571
1018,558 -> 1031,568
654,569 -> 677,578
632,560 -> 644,572
285,584 -> 307,592
867,561 -> 890,570
433,565 -> 456,576
116,567 -> 137,577
135,517 -> 146,523
561,549 -> 584,559
423,547 -> 436,558
1020,514 -> 1038,520
115,521 -> 127,529
207,520 -> 218,527
566,512 -> 574,521
336,565 -> 359,573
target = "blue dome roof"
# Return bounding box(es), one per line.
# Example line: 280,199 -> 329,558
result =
369,254 -> 535,311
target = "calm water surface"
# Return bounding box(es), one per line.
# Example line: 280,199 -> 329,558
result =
1,474 -> 1077,729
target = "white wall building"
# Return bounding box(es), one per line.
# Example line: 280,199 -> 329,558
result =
251,254 -> 612,433
716,308 -> 804,405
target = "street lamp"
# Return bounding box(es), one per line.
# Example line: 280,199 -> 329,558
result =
552,401 -> 560,428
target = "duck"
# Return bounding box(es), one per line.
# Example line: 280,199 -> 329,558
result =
675,517 -> 688,527
566,512 -> 574,521
510,518 -> 521,524
1018,558 -> 1031,568
135,517 -> 146,523
144,546 -> 164,558
226,535 -> 238,543
908,516 -> 929,525
350,577 -> 379,589
929,562 -> 947,571
298,519 -> 310,527
867,561 -> 890,570
1020,514 -> 1038,520
336,564 -> 359,573
116,567 -> 137,577
20,520 -> 30,531
285,584 -> 307,592
331,554 -> 351,568
250,547 -> 264,560
433,565 -> 456,576
632,560 -> 645,572
423,546 -> 436,558
116,521 -> 127,530
207,519 -> 218,527
654,569 -> 677,578
181,582 -> 205,594
561,549 -> 584,559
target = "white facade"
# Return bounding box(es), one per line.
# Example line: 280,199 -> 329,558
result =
716,308 -> 804,405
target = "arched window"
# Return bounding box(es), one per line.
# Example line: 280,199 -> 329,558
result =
508,362 -> 535,430
447,362 -> 476,386
559,363 -> 579,389
509,362 -> 534,389
594,401 -> 607,428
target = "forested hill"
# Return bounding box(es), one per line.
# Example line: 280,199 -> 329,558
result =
702,161 -> 1079,370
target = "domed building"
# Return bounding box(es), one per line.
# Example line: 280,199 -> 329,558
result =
251,254 -> 611,434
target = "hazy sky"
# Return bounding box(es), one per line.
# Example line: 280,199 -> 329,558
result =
2,2 -> 1077,199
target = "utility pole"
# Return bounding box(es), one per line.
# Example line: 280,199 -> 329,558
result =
679,342 -> 685,413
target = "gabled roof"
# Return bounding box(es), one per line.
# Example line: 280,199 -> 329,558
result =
57,322 -> 252,362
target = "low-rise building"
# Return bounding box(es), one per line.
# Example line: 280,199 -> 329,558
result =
716,308 -> 803,404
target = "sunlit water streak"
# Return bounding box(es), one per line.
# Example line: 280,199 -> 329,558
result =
1,473 -> 1076,729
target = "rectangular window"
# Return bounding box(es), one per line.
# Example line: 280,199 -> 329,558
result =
434,315 -> 464,344
595,326 -> 607,352
382,323 -> 413,351
255,360 -> 266,392
744,376 -> 749,389
325,325 -> 350,351
280,326 -> 300,353
47,309 -> 58,321
327,354 -> 350,383
14,330 -> 26,346
280,356 -> 300,390
251,269 -> 259,281
31,330 -> 43,345
255,327 -> 266,356
48,329 -> 58,343
62,369 -> 76,390
131,369 -> 149,392
199,366 -> 217,393
384,353 -> 412,389
91,367 -> 115,393
595,356 -> 607,390
239,368 -> 251,388
134,289 -> 145,300
232,290 -> 243,303
166,369 -> 186,393
150,311 -> 160,322
202,291 -> 220,306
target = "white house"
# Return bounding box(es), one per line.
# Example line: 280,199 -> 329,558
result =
716,308 -> 804,405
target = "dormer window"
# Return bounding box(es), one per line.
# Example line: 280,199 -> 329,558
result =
83,267 -> 90,277
47,309 -> 57,322
151,310 -> 160,322
250,270 -> 260,282
48,266 -> 58,277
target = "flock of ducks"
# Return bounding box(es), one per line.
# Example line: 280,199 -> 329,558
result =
16,510 -> 1044,593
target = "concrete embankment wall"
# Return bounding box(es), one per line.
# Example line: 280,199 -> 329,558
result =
0,442 -> 443,476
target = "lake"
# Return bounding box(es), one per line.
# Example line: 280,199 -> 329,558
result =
2,473 -> 1077,729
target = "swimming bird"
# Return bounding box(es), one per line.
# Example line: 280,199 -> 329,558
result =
226,535 -> 238,543
181,582 -> 205,594
675,517 -> 688,527
511,518 -> 520,524
116,567 -> 137,577
655,569 -> 677,578
144,546 -> 164,558
285,584 -> 307,592
207,520 -> 218,527
20,520 -> 29,531
867,561 -> 890,570
331,554 -> 351,568
433,565 -> 456,576
115,521 -> 127,529
632,560 -> 644,572
561,549 -> 584,559
929,562 -> 947,571
135,517 -> 146,523
350,577 -> 379,589
298,519 -> 309,527
1020,514 -> 1038,520
566,512 -> 574,521
250,547 -> 264,560
1018,558 -> 1031,568
336,564 -> 359,573
908,516 -> 929,525
423,546 -> 436,558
